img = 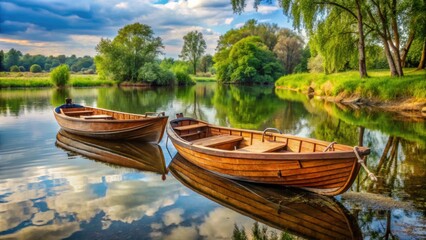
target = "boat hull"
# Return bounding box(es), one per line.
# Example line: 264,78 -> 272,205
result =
54,107 -> 168,143
166,119 -> 368,196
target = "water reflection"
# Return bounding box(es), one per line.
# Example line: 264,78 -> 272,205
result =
1,84 -> 425,239
169,154 -> 362,240
56,129 -> 168,178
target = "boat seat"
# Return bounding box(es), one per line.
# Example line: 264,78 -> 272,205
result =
80,114 -> 113,120
238,141 -> 287,153
192,135 -> 243,147
64,110 -> 94,115
173,123 -> 208,131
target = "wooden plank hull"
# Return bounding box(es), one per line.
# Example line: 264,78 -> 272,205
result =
53,106 -> 168,142
56,129 -> 167,176
167,118 -> 370,196
169,154 -> 362,240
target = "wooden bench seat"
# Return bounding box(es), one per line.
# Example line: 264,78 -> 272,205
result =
192,135 -> 243,147
63,110 -> 94,115
174,123 -> 208,131
80,114 -> 113,120
238,141 -> 287,153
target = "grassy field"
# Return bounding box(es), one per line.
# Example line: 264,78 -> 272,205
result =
0,72 -> 115,88
275,69 -> 426,100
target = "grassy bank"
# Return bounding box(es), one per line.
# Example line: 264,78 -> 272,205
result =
191,75 -> 217,82
275,69 -> 426,100
0,73 -> 116,88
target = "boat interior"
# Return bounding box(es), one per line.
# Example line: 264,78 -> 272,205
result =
171,118 -> 347,154
59,107 -> 164,120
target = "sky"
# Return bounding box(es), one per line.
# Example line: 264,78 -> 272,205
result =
0,0 -> 293,59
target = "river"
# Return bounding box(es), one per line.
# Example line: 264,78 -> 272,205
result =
0,83 -> 425,239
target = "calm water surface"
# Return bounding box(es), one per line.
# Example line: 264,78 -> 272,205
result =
0,83 -> 425,239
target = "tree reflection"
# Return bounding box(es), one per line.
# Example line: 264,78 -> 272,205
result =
232,222 -> 294,240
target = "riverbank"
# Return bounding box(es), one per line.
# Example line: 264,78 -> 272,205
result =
275,69 -> 426,114
0,73 -> 115,88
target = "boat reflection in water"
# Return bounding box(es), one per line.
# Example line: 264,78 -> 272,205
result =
169,154 -> 362,240
56,129 -> 167,179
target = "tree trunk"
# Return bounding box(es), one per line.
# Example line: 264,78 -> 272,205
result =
418,37 -> 426,70
401,30 -> 415,68
356,0 -> 368,78
193,61 -> 197,75
383,38 -> 398,76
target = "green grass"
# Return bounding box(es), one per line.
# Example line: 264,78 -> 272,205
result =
0,73 -> 116,88
275,69 -> 426,100
191,75 -> 217,82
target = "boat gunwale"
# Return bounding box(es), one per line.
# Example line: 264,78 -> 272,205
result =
167,119 -> 369,161
54,106 -> 168,123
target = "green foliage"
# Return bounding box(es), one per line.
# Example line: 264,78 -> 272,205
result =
10,65 -> 20,72
273,29 -> 304,74
175,71 -> 195,85
4,48 -> 22,71
275,69 -> 426,100
231,222 -> 294,240
170,60 -> 191,74
50,64 -> 70,87
198,54 -> 213,73
138,62 -> 176,86
18,66 -> 26,72
232,224 -> 247,240
95,23 -> 164,82
0,50 -> 4,71
180,30 -> 207,75
215,36 -> 284,84
30,64 -> 42,73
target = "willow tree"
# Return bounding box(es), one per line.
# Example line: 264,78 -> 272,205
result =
180,30 -> 207,75
232,0 -> 369,78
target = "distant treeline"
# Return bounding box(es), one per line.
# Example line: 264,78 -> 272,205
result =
0,49 -> 95,73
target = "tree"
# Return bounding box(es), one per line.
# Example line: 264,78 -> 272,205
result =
0,50 -> 4,71
214,36 -> 284,84
30,64 -> 42,73
10,65 -> 20,72
232,0 -> 369,78
95,23 -> 164,82
180,30 -> 207,75
199,54 -> 213,73
273,30 -> 304,74
4,48 -> 22,71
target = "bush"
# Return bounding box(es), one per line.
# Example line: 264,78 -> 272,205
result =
175,71 -> 195,85
51,64 -> 70,87
10,65 -> 20,72
138,62 -> 176,86
30,64 -> 42,73
19,66 -> 25,72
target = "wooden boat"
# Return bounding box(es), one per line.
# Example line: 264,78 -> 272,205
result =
56,129 -> 167,177
166,117 -> 371,196
53,100 -> 168,142
169,154 -> 362,240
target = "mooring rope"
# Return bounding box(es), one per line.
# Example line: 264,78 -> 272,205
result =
353,146 -> 378,181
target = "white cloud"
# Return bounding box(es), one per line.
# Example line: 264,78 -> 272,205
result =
225,18 -> 233,25
115,2 -> 128,9
162,208 -> 184,226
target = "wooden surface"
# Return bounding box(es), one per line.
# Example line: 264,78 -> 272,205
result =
169,154 -> 362,240
167,117 -> 369,196
173,123 -> 207,131
80,114 -> 113,119
238,141 -> 287,153
54,106 -> 168,142
192,135 -> 243,147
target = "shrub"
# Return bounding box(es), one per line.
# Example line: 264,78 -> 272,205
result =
30,64 -> 42,73
10,65 -> 20,72
19,66 -> 26,72
175,71 -> 195,85
51,64 -> 70,87
138,62 -> 176,86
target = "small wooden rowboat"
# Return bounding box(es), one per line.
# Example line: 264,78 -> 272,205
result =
54,100 -> 168,142
56,129 -> 167,177
167,117 -> 372,196
169,154 -> 362,240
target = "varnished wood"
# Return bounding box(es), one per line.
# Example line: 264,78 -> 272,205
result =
169,154 -> 362,240
54,105 -> 168,143
166,117 -> 370,196
56,129 -> 167,176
